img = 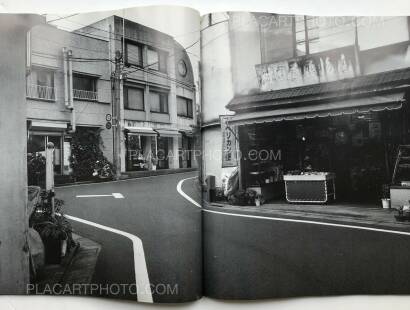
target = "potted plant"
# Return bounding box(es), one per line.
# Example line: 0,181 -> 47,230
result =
245,189 -> 257,206
255,193 -> 265,207
381,184 -> 391,209
33,214 -> 73,264
30,190 -> 73,264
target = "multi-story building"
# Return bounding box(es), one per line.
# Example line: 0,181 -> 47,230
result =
202,13 -> 410,203
27,23 -> 113,179
78,16 -> 198,173
26,16 -> 198,181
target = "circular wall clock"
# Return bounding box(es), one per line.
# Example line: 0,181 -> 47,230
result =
178,59 -> 187,77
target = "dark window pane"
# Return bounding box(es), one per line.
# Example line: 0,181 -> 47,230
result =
147,48 -> 159,70
149,92 -> 161,112
159,51 -> 168,73
177,96 -> 193,118
125,87 -> 144,110
73,75 -> 95,92
126,43 -> 143,66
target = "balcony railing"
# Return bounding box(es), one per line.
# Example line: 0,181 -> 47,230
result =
73,89 -> 98,101
26,84 -> 55,101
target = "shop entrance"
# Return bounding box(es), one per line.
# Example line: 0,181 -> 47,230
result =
239,107 -> 408,203
27,132 -> 63,175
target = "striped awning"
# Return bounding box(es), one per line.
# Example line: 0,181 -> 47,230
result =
124,126 -> 157,137
155,129 -> 181,137
229,92 -> 405,126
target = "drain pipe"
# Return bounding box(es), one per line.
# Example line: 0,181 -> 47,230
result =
63,48 -> 69,108
67,49 -> 76,132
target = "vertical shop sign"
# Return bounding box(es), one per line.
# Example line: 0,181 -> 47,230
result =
221,115 -> 238,167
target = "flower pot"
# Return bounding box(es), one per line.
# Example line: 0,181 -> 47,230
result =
255,199 -> 261,207
381,198 -> 391,209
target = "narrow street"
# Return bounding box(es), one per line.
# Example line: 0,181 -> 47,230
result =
56,171 -> 201,303
203,206 -> 410,299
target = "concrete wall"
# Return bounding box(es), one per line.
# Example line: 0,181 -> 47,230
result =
0,14 -> 44,294
228,12 -> 261,96
201,13 -> 237,185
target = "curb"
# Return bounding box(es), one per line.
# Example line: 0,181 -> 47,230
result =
55,168 -> 198,187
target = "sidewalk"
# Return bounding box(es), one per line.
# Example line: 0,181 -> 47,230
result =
209,201 -> 410,232
35,234 -> 101,294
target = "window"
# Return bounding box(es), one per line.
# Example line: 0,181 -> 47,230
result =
147,48 -> 168,73
26,68 -> 55,100
177,96 -> 193,118
126,42 -> 143,67
149,91 -> 168,113
73,74 -> 98,100
295,16 -> 356,56
124,87 -> 144,110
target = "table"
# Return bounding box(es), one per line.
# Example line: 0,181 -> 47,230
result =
283,173 -> 336,204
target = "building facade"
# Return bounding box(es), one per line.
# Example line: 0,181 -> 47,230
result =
202,13 -> 410,202
79,16 -> 198,173
27,23 -> 113,180
27,16 -> 198,181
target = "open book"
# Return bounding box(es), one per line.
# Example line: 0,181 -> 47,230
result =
1,5 -> 410,304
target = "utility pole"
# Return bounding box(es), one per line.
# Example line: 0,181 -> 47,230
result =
112,50 -> 122,180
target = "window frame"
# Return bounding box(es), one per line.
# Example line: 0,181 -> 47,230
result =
125,41 -> 143,67
149,90 -> 169,114
26,66 -> 56,101
124,85 -> 145,111
147,47 -> 168,74
177,96 -> 194,118
72,73 -> 97,92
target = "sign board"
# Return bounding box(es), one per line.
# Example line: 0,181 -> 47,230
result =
105,122 -> 112,130
255,45 -> 357,92
220,115 -> 238,168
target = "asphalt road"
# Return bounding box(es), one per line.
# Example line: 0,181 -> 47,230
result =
56,171 -> 201,303
203,207 -> 410,299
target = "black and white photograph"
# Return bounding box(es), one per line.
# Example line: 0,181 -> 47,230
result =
1,1 -> 410,309
0,6 -> 202,303
201,12 -> 410,299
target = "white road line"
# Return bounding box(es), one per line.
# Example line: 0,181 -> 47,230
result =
176,177 -> 201,208
176,177 -> 410,237
203,209 -> 410,236
64,214 -> 153,303
112,193 -> 125,199
76,193 -> 125,199
76,194 -> 112,198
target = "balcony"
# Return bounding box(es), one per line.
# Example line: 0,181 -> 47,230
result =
26,84 -> 55,101
73,89 -> 98,101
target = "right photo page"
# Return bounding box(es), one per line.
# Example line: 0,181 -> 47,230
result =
201,12 -> 410,299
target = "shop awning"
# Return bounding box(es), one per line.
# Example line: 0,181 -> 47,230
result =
156,129 -> 181,137
30,120 -> 68,131
229,92 -> 405,126
124,126 -> 157,137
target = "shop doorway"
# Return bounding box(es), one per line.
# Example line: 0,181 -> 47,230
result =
157,137 -> 171,169
239,108 -> 407,204
179,135 -> 193,168
27,132 -> 63,175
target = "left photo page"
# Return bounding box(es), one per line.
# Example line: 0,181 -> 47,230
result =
0,5 -> 202,303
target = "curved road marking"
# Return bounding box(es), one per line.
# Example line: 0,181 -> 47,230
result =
177,177 -> 410,236
176,177 -> 201,208
64,214 -> 153,303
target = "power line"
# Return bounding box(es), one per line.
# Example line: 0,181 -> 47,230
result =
46,14 -> 79,23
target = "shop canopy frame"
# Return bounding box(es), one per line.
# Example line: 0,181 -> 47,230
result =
229,92 -> 406,126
